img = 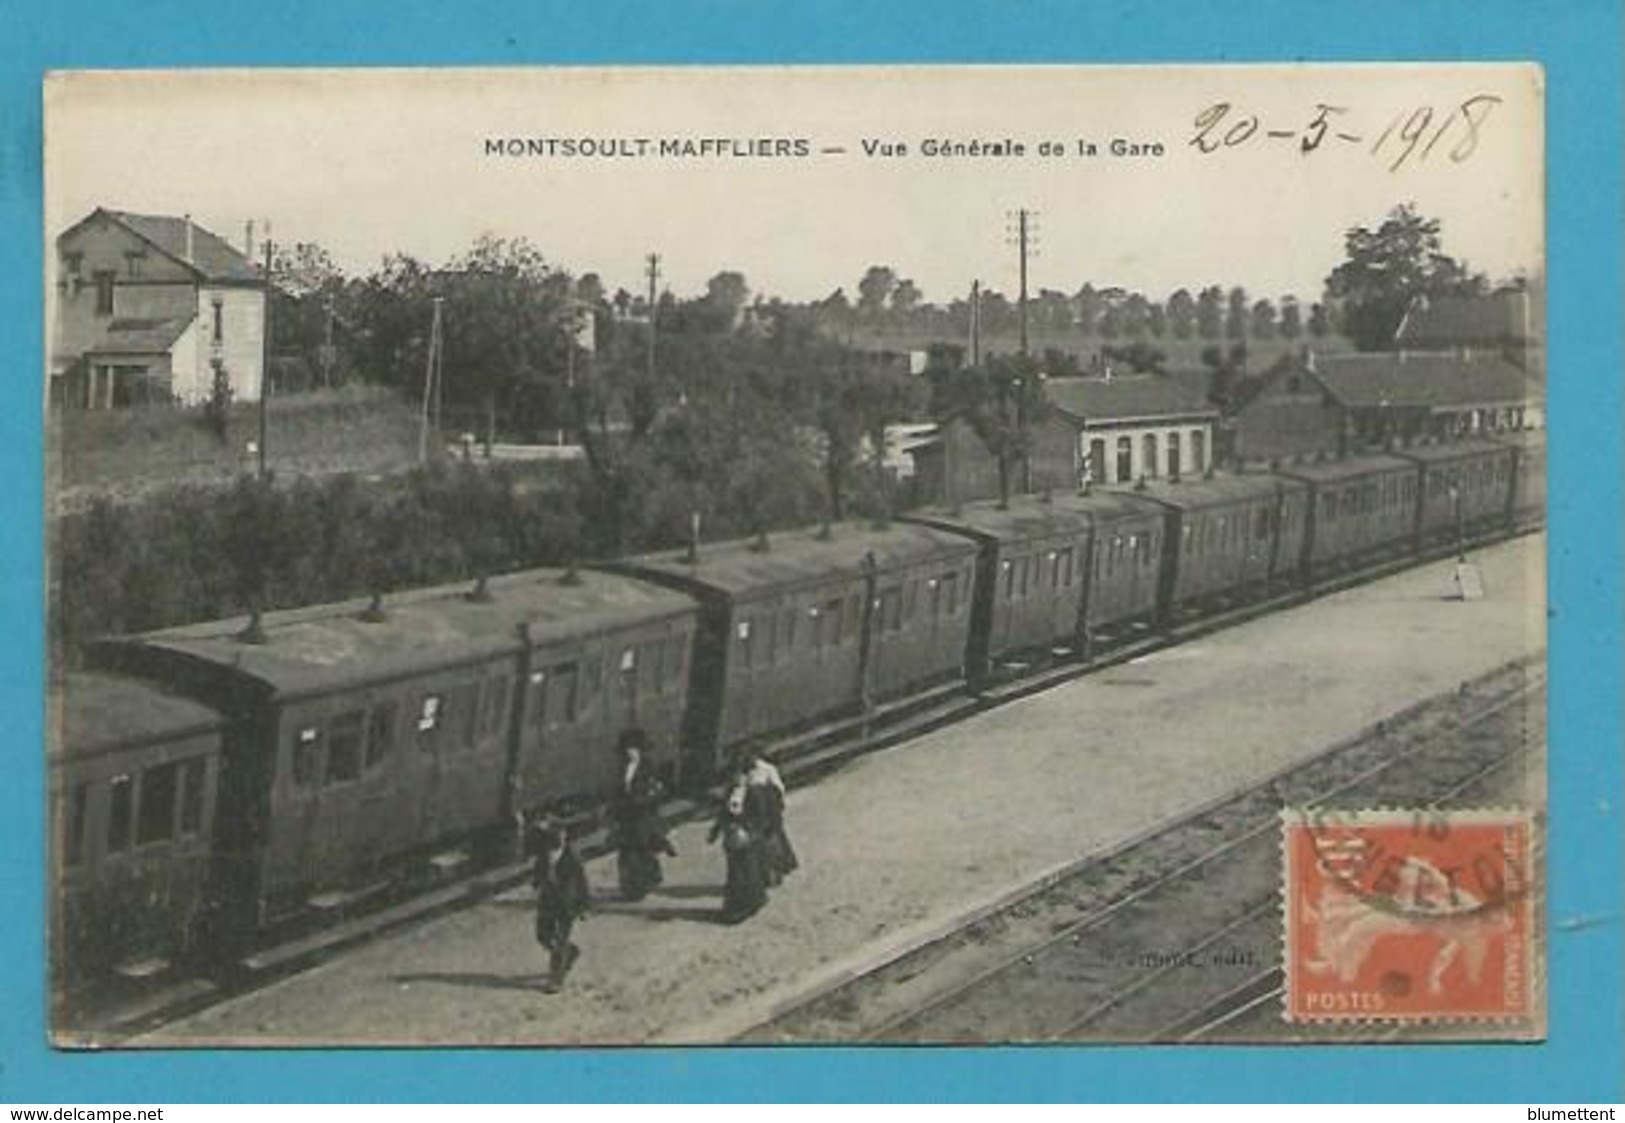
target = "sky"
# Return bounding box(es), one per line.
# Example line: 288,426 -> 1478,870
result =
44,64 -> 1544,306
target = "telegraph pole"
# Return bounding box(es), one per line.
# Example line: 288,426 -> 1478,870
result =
645,253 -> 661,387
258,238 -> 272,479
1006,208 -> 1039,358
417,296 -> 444,463
969,279 -> 982,367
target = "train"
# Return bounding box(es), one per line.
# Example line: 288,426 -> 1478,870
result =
50,431 -> 1544,990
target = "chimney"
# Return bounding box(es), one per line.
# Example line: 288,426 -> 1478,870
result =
183,214 -> 195,263
245,219 -> 255,258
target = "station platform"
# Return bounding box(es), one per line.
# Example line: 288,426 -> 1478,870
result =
144,533 -> 1545,1046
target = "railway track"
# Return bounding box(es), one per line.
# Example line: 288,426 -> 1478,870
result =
739,659 -> 1543,1043
69,525 -> 1539,1042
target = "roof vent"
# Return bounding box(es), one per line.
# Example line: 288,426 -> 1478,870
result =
358,592 -> 387,623
749,530 -> 771,553
237,606 -> 268,645
558,564 -> 584,586
465,575 -> 493,603
816,518 -> 833,541
1134,475 -> 1148,492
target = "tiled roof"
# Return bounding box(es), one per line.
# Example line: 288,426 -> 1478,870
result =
102,210 -> 263,283
1045,375 -> 1217,425
1312,353 -> 1534,410
84,315 -> 196,355
1395,292 -> 1534,347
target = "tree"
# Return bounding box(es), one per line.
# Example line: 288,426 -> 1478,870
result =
1075,284 -> 1101,338
1166,288 -> 1197,340
1225,287 -> 1249,340
703,270 -> 750,330
1279,296 -> 1303,340
1196,286 -> 1224,340
1100,342 -> 1167,375
1324,203 -> 1487,351
891,278 -> 923,317
857,266 -> 897,320
933,352 -> 1046,508
1250,298 -> 1278,340
1308,302 -> 1332,338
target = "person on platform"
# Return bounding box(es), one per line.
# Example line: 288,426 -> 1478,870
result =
531,821 -> 589,993
708,781 -> 767,924
610,730 -> 675,901
743,746 -> 798,886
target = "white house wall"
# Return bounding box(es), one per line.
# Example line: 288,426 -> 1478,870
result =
169,321 -> 201,404
192,285 -> 265,404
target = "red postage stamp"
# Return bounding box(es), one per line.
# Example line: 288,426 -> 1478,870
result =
1283,808 -> 1535,1022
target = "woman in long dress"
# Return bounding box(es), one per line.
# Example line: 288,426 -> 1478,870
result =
709,784 -> 767,924
744,749 -> 798,885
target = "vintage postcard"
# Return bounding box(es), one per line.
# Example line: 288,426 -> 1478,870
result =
44,64 -> 1545,1047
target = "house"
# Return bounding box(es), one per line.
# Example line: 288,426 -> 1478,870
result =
52,208 -> 266,408
1226,355 -> 1346,464
1037,373 -> 1219,486
1228,351 -> 1537,465
1311,352 -> 1536,445
908,373 -> 1219,504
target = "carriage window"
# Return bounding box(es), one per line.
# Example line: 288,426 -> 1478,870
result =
64,782 -> 89,866
294,727 -> 321,785
106,774 -> 133,853
1191,431 -> 1206,473
326,712 -> 364,784
879,587 -> 904,632
761,614 -> 778,666
581,655 -> 602,700
550,665 -> 579,724
366,702 -> 396,768
1003,560 -> 1016,600
481,678 -> 510,737
527,672 -> 547,728
179,760 -> 208,838
137,761 -> 180,843
821,598 -> 844,645
782,608 -> 798,653
417,695 -> 442,734
942,573 -> 960,615
1018,557 -> 1031,596
1116,437 -> 1133,483
1255,508 -> 1272,540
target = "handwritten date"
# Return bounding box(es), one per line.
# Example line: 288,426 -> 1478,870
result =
1189,95 -> 1503,171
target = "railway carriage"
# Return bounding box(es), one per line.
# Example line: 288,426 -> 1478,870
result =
52,673 -> 226,982
1397,439 -> 1519,548
1496,429 -> 1547,531
902,498 -> 1093,684
1279,455 -> 1421,576
1046,491 -> 1168,649
91,569 -> 697,930
609,521 -> 979,776
1128,475 -> 1310,613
